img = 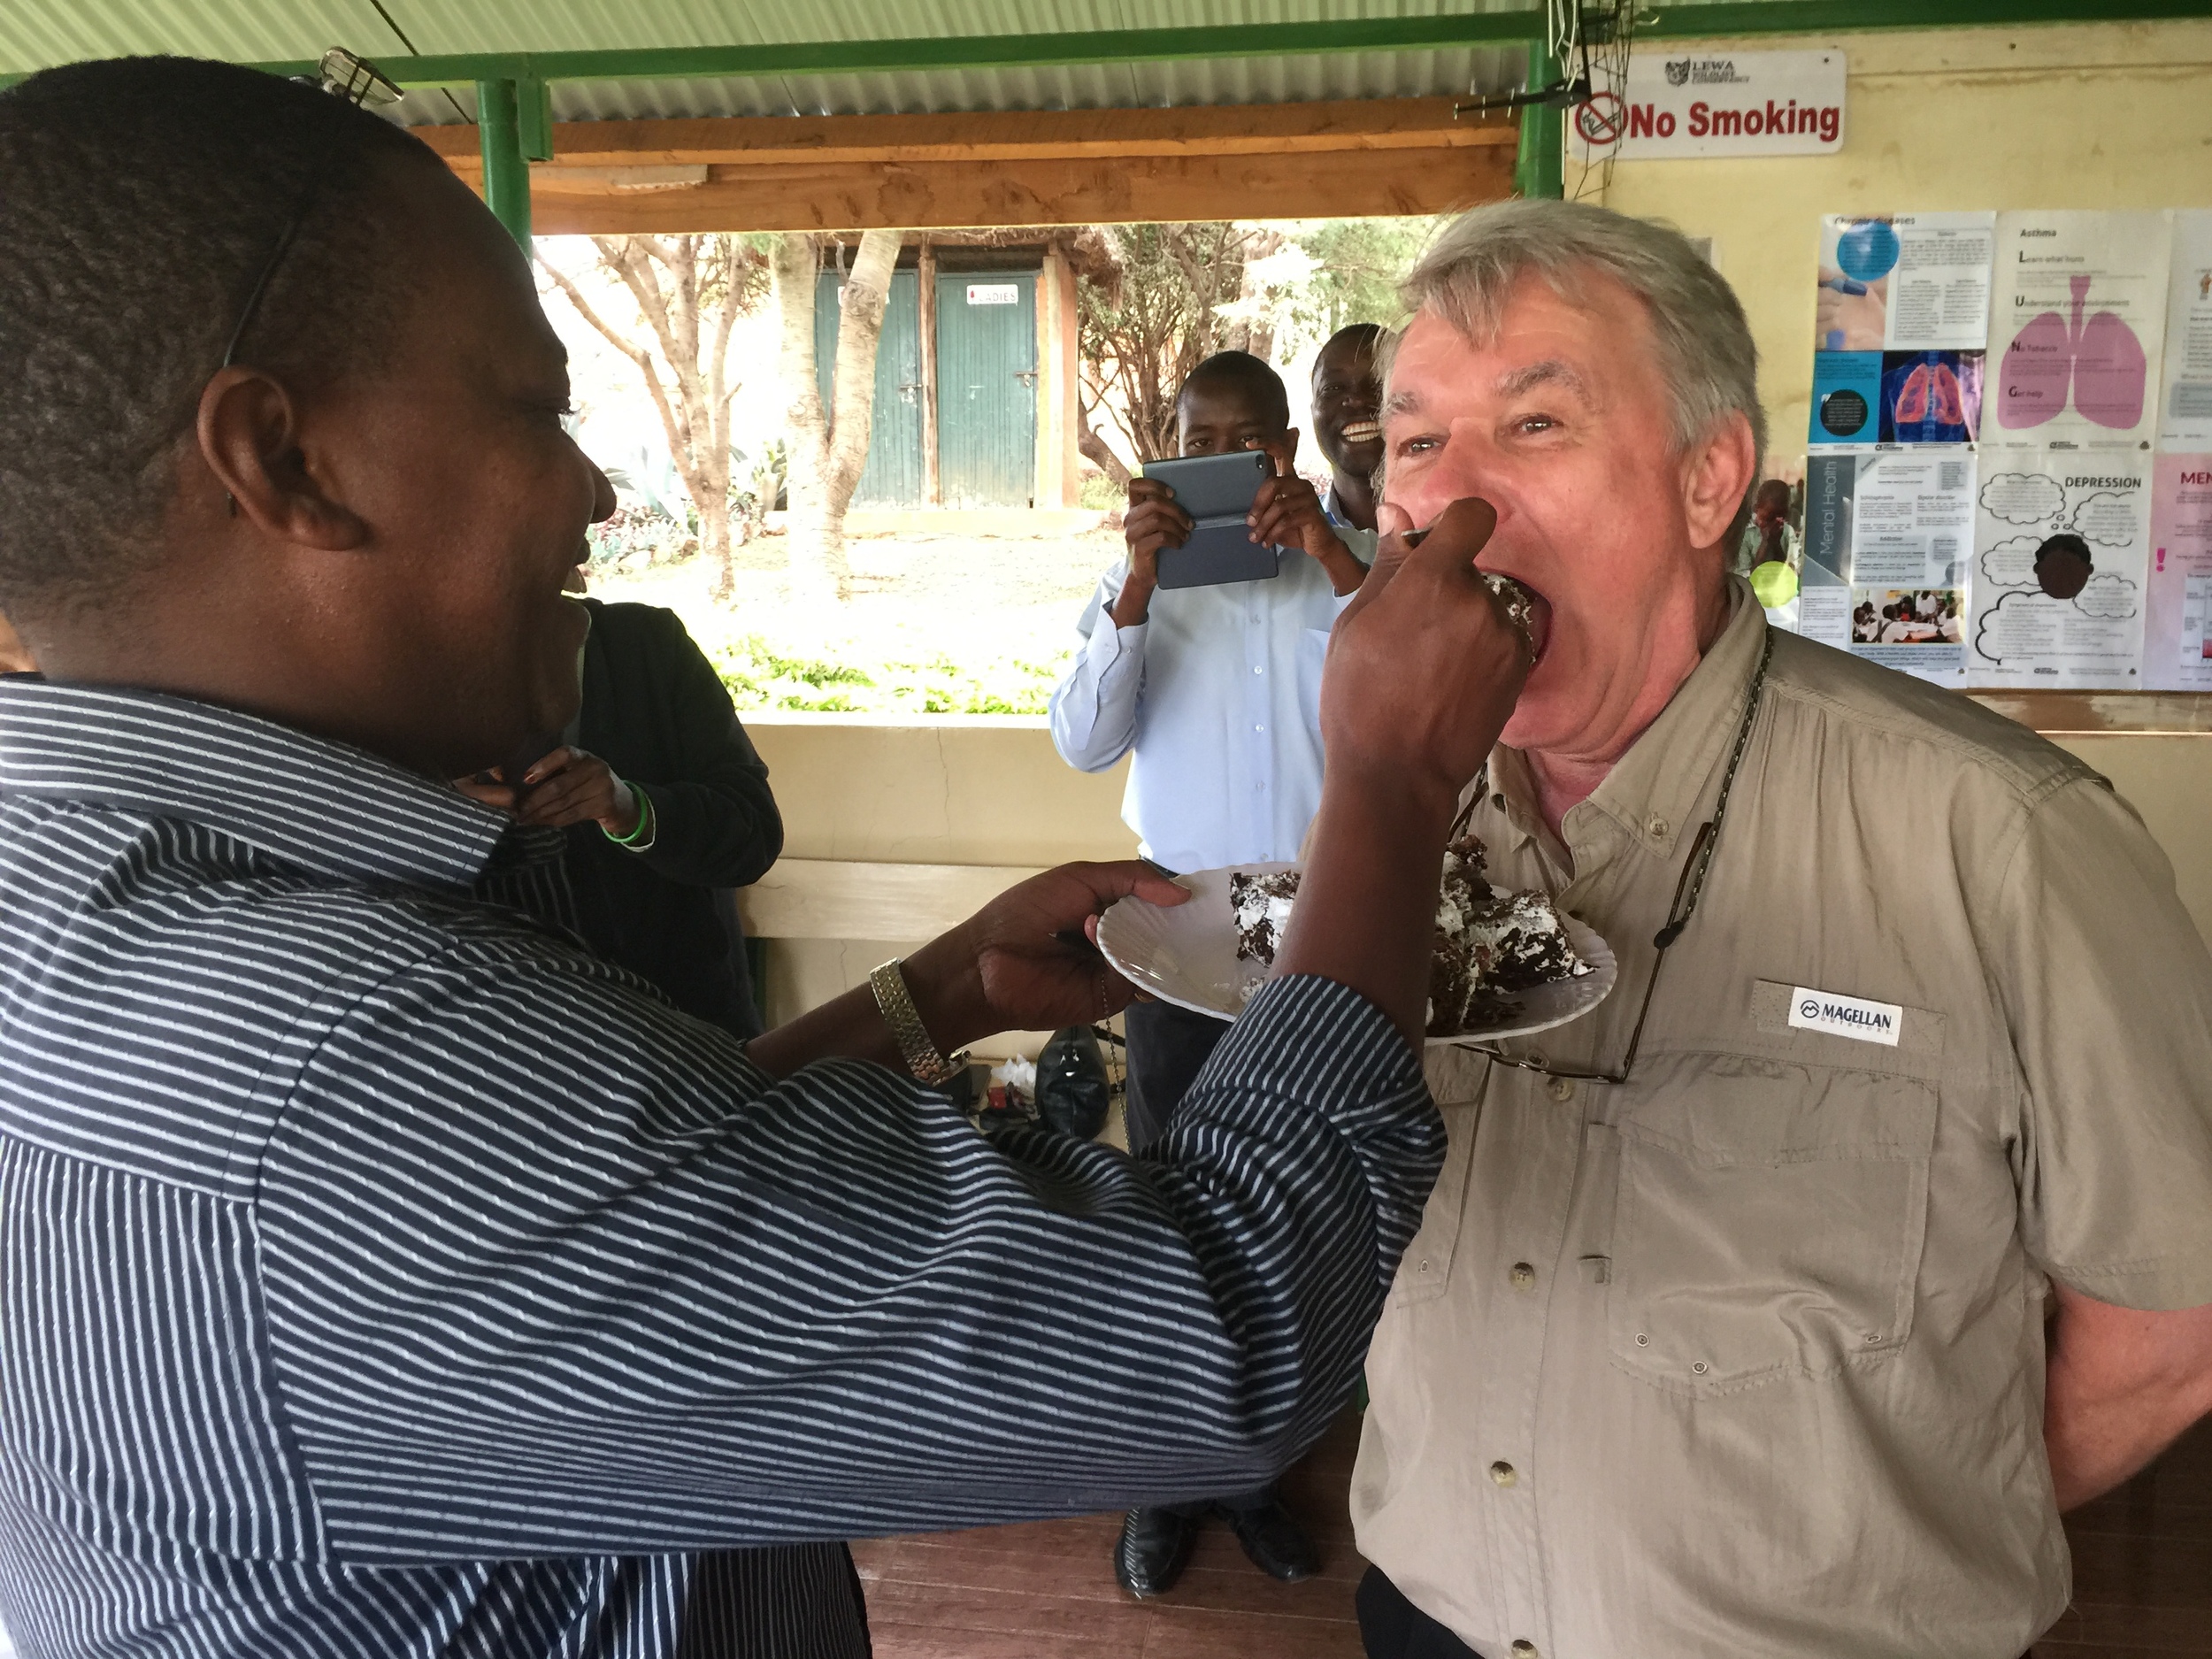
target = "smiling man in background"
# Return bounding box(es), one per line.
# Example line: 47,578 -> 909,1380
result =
1310,322 -> 1387,538
1353,198 -> 2212,1659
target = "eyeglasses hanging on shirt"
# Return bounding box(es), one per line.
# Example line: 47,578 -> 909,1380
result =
1466,631 -> 1773,1087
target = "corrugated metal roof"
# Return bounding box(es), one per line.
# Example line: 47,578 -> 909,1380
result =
7,0 -> 2088,123
1,2 -> 1551,73
387,45 -> 1531,124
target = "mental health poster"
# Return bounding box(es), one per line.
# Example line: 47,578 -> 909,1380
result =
2158,210 -> 2212,452
1990,211 -> 2171,450
2144,454 -> 2212,691
1811,212 -> 1994,446
1798,447 -> 1974,685
1969,448 -> 2150,688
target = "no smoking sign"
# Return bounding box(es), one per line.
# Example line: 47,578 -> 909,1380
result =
1574,91 -> 1625,149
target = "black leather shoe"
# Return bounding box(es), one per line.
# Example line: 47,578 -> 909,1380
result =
1115,1506 -> 1200,1600
1220,1494 -> 1319,1583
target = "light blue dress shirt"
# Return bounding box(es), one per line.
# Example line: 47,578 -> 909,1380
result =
1048,536 -> 1374,874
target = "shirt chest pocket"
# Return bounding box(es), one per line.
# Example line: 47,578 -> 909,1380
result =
1605,1050 -> 1938,1398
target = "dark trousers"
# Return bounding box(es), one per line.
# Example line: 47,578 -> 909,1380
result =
1122,997 -> 1231,1155
1122,997 -> 1273,1516
1356,1569 -> 1483,1659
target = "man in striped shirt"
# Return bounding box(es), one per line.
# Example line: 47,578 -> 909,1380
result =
0,57 -> 1532,1659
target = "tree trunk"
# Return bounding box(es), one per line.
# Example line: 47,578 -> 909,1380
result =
773,228 -> 899,607
771,234 -> 834,604
547,235 -> 754,601
1076,398 -> 1131,488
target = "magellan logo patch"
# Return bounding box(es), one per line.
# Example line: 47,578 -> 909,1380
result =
1787,987 -> 1903,1047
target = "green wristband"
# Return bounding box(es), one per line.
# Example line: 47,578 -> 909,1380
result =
605,781 -> 655,848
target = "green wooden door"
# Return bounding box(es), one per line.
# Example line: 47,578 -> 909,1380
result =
935,271 -> 1037,508
814,268 -> 923,508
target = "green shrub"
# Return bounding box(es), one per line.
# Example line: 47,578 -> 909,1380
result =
1078,473 -> 1126,512
708,634 -> 1069,715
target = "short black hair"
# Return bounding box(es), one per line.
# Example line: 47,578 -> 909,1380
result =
1318,322 -> 1384,362
1179,350 -> 1290,431
0,57 -> 437,613
2035,533 -> 2093,566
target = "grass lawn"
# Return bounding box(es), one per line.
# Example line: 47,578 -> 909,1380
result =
588,524 -> 1123,715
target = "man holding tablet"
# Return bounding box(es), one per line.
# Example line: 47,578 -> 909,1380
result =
1049,348 -> 1373,1600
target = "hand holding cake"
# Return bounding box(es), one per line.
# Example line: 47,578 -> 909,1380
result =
1269,496 -> 1533,1048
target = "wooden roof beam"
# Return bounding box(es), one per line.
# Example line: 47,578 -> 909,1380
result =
477,144 -> 1517,234
421,96 -> 1517,173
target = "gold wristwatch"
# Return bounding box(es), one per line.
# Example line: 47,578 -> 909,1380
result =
870,958 -> 969,1085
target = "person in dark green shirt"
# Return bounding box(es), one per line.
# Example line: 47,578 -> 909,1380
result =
460,586 -> 783,1036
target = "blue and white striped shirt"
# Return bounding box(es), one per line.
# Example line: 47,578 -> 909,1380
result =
0,679 -> 1442,1658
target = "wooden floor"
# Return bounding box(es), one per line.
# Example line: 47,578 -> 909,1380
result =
2032,1413 -> 2212,1657
857,1411 -> 2212,1659
855,1412 -> 1369,1658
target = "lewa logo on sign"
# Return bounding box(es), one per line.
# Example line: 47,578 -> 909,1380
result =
1666,58 -> 1751,87
1787,987 -> 1903,1047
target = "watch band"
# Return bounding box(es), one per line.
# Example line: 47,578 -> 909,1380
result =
869,958 -> 970,1086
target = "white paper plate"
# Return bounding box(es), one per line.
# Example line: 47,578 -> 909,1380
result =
1097,862 -> 1617,1048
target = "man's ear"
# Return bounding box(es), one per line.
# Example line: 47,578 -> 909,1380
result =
1680,411 -> 1759,551
194,367 -> 370,552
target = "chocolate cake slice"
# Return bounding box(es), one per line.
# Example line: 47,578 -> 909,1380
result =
1231,869 -> 1302,966
1230,836 -> 1591,1035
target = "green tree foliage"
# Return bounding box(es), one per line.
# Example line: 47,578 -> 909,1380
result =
1286,217 -> 1440,342
1074,217 -> 1440,482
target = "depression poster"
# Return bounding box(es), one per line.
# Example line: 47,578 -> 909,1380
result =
1970,449 -> 2150,687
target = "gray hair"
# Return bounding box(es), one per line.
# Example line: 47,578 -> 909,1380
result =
1395,198 -> 1766,472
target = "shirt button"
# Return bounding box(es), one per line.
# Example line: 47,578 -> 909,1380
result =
1525,1049 -> 1547,1071
1252,664 -> 1263,674
1546,1076 -> 1574,1102
1254,723 -> 1265,733
1646,813 -> 1670,840
1488,1461 -> 1517,1486
1509,1262 -> 1536,1291
1511,1644 -> 1540,1658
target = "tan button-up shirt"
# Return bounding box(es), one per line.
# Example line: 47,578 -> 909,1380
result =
1353,580 -> 2212,1658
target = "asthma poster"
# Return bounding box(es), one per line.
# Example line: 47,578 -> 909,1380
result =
1989,211 -> 2170,450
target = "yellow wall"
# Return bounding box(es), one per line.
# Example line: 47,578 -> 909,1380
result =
1572,19 -> 2212,459
746,716 -> 1135,1038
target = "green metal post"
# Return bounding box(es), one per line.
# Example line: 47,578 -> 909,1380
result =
476,78 -> 533,249
1514,42 -> 1565,201
517,78 -> 555,163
